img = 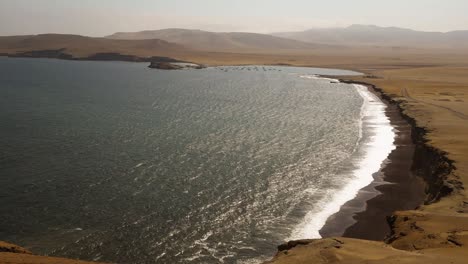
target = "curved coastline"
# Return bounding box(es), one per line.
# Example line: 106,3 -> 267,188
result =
0,60 -> 463,263
266,74 -> 463,263
319,81 -> 427,240
288,79 -> 398,240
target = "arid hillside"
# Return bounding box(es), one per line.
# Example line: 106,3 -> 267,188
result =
0,34 -> 187,59
274,24 -> 468,49
106,28 -> 325,52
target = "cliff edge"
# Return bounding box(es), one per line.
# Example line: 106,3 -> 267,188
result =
0,241 -> 106,264
265,66 -> 468,264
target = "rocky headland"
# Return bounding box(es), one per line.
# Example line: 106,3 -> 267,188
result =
148,61 -> 205,70
0,241 -> 107,264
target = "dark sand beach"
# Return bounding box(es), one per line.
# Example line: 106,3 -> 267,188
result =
320,83 -> 427,241
267,66 -> 468,263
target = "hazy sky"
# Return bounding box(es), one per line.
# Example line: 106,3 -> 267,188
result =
1,0 -> 467,36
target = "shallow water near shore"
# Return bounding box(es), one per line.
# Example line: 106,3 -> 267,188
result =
0,58 -> 394,263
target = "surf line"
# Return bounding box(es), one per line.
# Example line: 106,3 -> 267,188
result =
289,78 -> 396,239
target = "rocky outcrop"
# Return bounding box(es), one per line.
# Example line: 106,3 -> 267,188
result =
148,61 -> 206,70
266,237 -> 468,264
6,50 -> 187,64
277,239 -> 315,252
0,241 -> 107,264
148,61 -> 184,70
10,48 -> 74,59
0,241 -> 32,254
85,53 -> 186,63
85,52 -> 144,62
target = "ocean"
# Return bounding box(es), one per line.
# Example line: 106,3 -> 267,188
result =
0,58 -> 394,263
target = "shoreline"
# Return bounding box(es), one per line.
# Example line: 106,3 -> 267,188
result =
267,76 -> 462,263
341,79 -> 459,203
289,79 -> 401,241
0,58 -> 463,263
319,81 -> 427,240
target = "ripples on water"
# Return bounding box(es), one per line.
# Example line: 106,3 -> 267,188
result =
0,58 -> 367,263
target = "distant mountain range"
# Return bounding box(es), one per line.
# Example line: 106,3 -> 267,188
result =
106,28 -> 325,52
0,34 -> 187,60
1,25 -> 467,63
273,24 -> 468,48
106,25 -> 468,50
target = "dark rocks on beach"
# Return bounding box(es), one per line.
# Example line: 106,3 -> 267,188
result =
7,50 -> 187,65
277,239 -> 314,252
0,241 -> 32,254
11,48 -> 74,60
148,61 -> 206,70
148,62 -> 183,70
85,52 -> 143,62
148,56 -> 183,63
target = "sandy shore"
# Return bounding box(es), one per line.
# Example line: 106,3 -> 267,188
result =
320,82 -> 426,241
266,66 -> 468,263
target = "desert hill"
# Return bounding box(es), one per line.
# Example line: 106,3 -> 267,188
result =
106,28 -> 324,52
0,34 -> 187,59
273,24 -> 468,49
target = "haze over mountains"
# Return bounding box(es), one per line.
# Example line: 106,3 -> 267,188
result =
108,25 -> 468,50
0,34 -> 186,58
274,24 -> 468,48
106,29 -> 321,52
1,24 -> 467,63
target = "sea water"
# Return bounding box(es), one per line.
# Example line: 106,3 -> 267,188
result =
0,58 -> 394,263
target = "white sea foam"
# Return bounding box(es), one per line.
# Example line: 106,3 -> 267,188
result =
134,162 -> 144,168
289,83 -> 396,239
299,74 -> 339,82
